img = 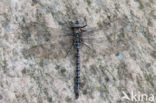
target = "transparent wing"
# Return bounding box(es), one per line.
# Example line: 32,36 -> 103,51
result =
82,33 -> 135,57
20,21 -> 73,59
81,17 -> 135,56
21,17 -> 135,59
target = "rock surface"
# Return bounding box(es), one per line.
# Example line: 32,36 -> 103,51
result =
0,0 -> 156,103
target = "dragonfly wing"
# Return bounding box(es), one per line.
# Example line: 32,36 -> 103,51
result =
22,17 -> 131,59
22,39 -> 74,59
82,36 -> 134,57
83,17 -> 131,38
20,21 -> 73,43
21,22 -> 74,59
81,18 -> 135,56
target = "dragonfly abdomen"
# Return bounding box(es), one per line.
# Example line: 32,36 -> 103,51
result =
72,20 -> 87,99
75,47 -> 80,99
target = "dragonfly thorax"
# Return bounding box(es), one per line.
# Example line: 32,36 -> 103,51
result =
75,33 -> 81,37
73,28 -> 82,34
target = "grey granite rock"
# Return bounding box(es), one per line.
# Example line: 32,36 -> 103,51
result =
0,0 -> 156,103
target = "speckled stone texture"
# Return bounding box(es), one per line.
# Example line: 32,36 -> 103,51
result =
0,0 -> 156,103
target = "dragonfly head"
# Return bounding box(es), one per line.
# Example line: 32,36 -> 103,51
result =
71,20 -> 86,34
72,20 -> 81,28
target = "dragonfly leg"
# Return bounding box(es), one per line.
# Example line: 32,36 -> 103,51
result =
82,42 -> 96,53
81,24 -> 87,28
65,45 -> 74,58
82,42 -> 92,49
64,34 -> 73,37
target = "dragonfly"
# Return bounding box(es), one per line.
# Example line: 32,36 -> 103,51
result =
21,17 -> 135,99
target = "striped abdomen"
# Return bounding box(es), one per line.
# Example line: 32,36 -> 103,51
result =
75,44 -> 80,99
